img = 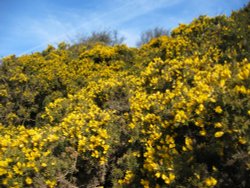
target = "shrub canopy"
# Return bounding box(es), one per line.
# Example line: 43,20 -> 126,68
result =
0,4 -> 249,188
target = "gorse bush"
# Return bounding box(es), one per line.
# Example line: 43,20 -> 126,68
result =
0,3 -> 249,188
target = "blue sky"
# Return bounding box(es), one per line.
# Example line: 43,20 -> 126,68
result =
0,0 -> 248,57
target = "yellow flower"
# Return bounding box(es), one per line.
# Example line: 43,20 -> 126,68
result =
118,179 -> 123,184
13,165 -> 23,175
199,130 -> 206,136
214,131 -> 224,138
169,173 -> 175,181
214,106 -> 223,113
239,137 -> 247,144
174,110 -> 187,123
0,160 -> 8,167
205,177 -> 217,186
99,157 -> 107,165
45,180 -> 57,188
140,179 -> 150,188
182,146 -> 187,151
161,174 -> 171,184
155,172 -> 161,178
162,174 -> 167,180
25,177 -> 33,185
214,122 -> 222,128
41,163 -> 47,167
2,178 -> 8,185
91,150 -> 99,158
185,137 -> 193,150
124,170 -> 133,182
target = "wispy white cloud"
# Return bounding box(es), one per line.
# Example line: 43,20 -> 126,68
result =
10,0 -> 247,56
18,0 -> 181,55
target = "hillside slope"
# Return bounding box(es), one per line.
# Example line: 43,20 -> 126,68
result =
0,4 -> 249,188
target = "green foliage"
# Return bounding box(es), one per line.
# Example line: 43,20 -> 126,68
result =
0,4 -> 250,188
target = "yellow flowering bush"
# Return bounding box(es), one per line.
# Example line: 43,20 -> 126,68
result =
0,125 -> 77,187
0,3 -> 249,187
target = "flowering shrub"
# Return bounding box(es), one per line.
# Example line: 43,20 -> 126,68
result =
0,4 -> 249,187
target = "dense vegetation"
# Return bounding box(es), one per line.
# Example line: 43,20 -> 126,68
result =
0,4 -> 249,188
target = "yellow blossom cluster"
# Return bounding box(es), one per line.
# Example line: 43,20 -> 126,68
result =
0,125 -> 70,187
0,5 -> 250,187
